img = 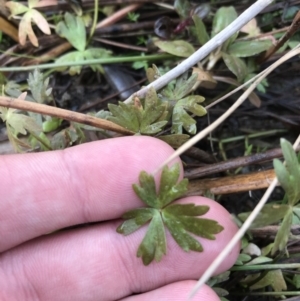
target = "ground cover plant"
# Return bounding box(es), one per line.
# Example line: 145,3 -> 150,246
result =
1,0 -> 300,300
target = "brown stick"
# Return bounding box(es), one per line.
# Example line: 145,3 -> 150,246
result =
185,145 -> 300,180
96,3 -> 143,29
187,169 -> 276,195
0,96 -> 133,135
24,42 -> 72,65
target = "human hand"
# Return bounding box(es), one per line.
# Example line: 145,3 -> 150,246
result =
0,136 -> 240,301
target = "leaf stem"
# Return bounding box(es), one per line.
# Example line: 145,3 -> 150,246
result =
231,292 -> 300,296
0,54 -> 172,72
28,131 -> 53,151
231,263 -> 300,271
0,96 -> 133,135
88,0 -> 99,44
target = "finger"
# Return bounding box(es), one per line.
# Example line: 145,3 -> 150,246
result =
120,281 -> 220,301
0,197 -> 239,301
0,136 -> 182,252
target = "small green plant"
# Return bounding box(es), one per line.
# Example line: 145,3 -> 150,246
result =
108,66 -> 207,139
147,66 -> 207,134
127,12 -> 140,23
55,12 -> 111,75
0,92 -> 41,151
117,163 -> 224,265
239,138 -> 300,255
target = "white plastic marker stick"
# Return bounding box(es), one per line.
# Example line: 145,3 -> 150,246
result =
124,0 -> 273,103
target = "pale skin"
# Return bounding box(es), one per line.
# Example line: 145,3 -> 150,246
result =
0,136 -> 240,301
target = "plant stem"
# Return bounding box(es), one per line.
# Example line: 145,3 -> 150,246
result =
88,0 -> 99,44
231,263 -> 300,271
0,54 -> 172,72
29,131 -> 52,151
232,292 -> 300,296
0,96 -> 133,135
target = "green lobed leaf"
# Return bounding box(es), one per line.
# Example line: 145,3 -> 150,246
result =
117,163 -> 224,265
222,52 -> 248,82
192,15 -> 210,45
172,106 -> 197,134
228,40 -> 272,57
1,106 -> 42,135
28,69 -> 52,104
108,102 -> 140,132
137,210 -> 167,265
56,12 -> 86,52
140,87 -> 168,134
108,89 -> 168,135
174,73 -> 198,100
178,96 -> 206,116
171,95 -> 206,135
154,40 -> 195,57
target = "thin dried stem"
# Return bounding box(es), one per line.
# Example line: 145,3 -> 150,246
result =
0,96 -> 133,135
96,3 -> 143,29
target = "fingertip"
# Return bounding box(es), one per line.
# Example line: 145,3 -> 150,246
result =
120,281 -> 221,301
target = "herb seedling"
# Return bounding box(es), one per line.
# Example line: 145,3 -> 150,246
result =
117,163 -> 224,265
55,12 -> 111,74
